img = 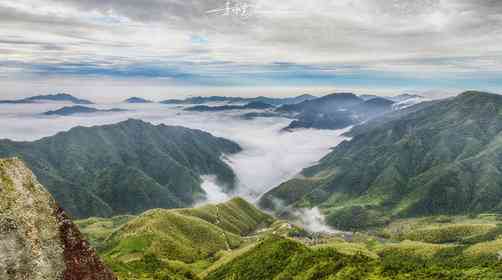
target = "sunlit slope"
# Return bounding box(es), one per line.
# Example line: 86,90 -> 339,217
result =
206,234 -> 502,280
0,119 -> 241,218
262,91 -> 502,229
76,197 -> 502,279
80,198 -> 274,263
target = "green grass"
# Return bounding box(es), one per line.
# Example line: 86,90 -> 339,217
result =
179,197 -> 274,236
80,198 -> 275,267
464,238 -> 502,257
377,240 -> 452,258
198,243 -> 259,278
75,215 -> 134,250
380,216 -> 502,244
313,240 -> 378,259
402,224 -> 496,244
74,196 -> 502,279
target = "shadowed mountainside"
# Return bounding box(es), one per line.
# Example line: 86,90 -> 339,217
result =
277,93 -> 395,130
0,119 -> 241,218
261,91 -> 502,230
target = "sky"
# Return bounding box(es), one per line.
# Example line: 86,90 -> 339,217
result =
1,0 -> 502,101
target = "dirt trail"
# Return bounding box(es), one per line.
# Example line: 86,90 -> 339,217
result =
215,206 -> 231,251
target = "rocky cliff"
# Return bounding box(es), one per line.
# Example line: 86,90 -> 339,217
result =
0,158 -> 116,280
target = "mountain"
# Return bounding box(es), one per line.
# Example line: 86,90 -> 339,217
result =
358,94 -> 426,110
359,94 -> 426,110
74,195 -> 502,279
228,94 -> 318,106
185,101 -> 275,112
0,158 -> 116,280
0,93 -> 93,104
205,232 -> 502,280
78,197 -> 274,279
161,96 -> 243,105
261,91 -> 502,230
161,94 -> 316,106
278,93 -> 395,130
124,97 -> 153,103
0,119 -> 241,218
391,94 -> 427,110
240,111 -> 284,120
205,236 -> 375,280
278,93 -> 363,113
43,105 -> 128,116
389,93 -> 423,102
358,93 -> 423,102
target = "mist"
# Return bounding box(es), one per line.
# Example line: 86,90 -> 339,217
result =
0,102 -> 349,204
296,207 -> 336,234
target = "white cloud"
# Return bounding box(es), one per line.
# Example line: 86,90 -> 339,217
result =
0,102 -> 349,203
0,0 -> 501,95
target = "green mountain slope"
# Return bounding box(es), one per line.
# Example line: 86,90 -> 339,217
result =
0,119 -> 241,218
99,198 -> 273,262
76,196 -> 502,279
77,197 -> 274,279
206,235 -> 502,280
261,91 -> 502,230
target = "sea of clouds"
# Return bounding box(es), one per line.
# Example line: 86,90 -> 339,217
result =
0,101 -> 349,229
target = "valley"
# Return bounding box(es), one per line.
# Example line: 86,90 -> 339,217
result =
2,91 -> 502,279
3,1 -> 501,278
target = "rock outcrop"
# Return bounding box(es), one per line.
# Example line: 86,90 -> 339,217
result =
0,158 -> 116,280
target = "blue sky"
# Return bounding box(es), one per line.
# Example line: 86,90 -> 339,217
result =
1,0 -> 501,100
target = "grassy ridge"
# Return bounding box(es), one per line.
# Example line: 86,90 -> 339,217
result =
77,197 -> 274,279
206,236 -> 502,280
76,198 -> 502,279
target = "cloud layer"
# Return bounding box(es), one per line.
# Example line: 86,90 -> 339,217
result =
1,0 -> 501,96
0,102 -> 348,203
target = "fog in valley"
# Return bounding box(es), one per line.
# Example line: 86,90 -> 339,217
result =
0,102 -> 349,205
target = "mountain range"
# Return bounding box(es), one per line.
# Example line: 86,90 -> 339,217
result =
2,157 -> 501,280
0,93 -> 93,104
276,93 -> 395,130
161,94 -> 316,106
124,97 -> 153,103
358,93 -> 424,102
261,91 -> 502,230
0,119 -> 241,218
43,105 -> 128,116
184,101 -> 275,112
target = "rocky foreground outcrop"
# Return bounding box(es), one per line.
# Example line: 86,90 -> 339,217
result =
0,158 -> 116,280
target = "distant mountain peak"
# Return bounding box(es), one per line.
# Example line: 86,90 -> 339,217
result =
0,93 -> 93,105
364,97 -> 395,106
459,90 -> 498,99
124,97 -> 153,103
323,92 -> 358,98
43,105 -> 127,116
